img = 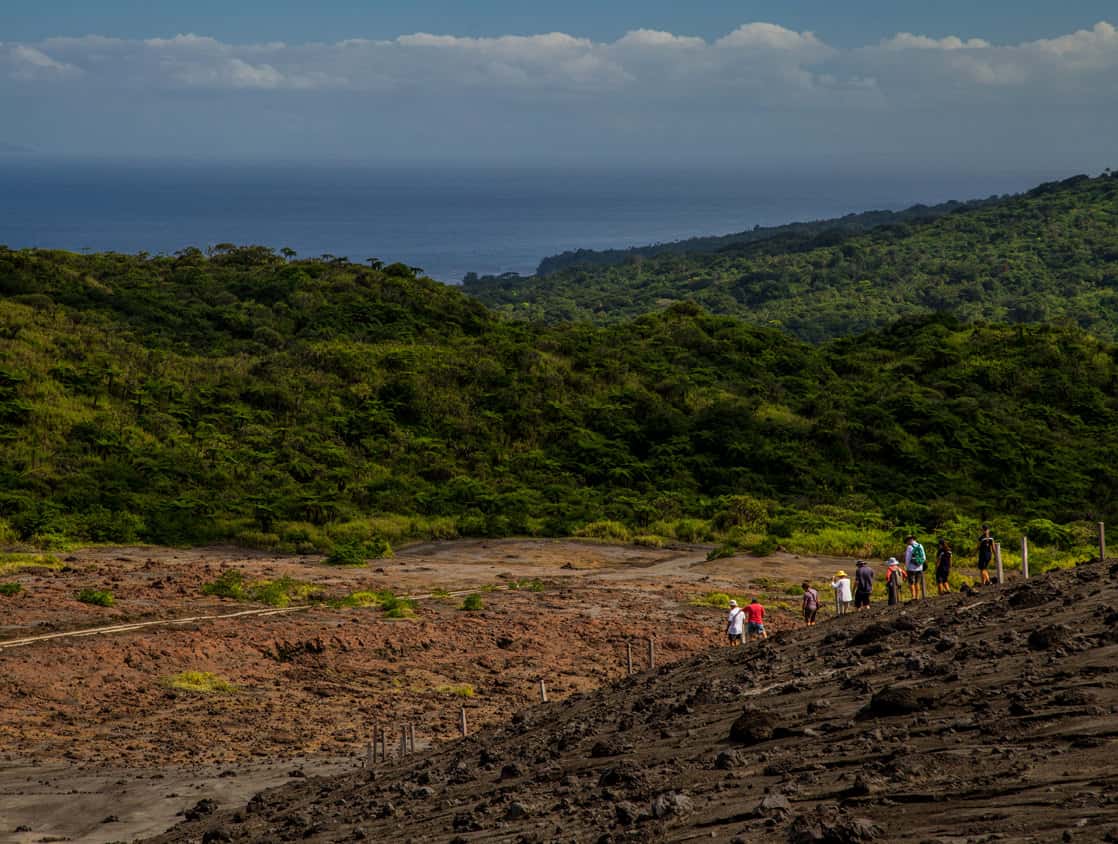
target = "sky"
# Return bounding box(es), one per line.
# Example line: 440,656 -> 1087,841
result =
2,2 -> 1117,172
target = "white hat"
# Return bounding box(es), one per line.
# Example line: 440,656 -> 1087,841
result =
728,600 -> 738,607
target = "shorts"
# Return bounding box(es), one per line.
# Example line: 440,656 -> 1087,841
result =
977,558 -> 990,571
803,607 -> 818,623
748,622 -> 765,634
935,567 -> 950,585
728,633 -> 743,644
853,590 -> 870,608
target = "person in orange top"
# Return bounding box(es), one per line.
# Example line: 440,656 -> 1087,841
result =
745,598 -> 768,640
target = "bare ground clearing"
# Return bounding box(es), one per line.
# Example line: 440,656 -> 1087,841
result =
0,539 -> 852,842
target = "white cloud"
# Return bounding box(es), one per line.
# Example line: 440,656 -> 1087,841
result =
2,21 -> 1116,106
881,33 -> 991,50
2,44 -> 83,80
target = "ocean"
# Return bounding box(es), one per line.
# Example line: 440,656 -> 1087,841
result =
0,159 -> 1068,283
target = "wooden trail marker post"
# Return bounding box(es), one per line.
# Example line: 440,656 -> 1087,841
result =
995,542 -> 1003,585
648,638 -> 655,670
626,642 -> 633,675
539,679 -> 548,703
408,724 -> 416,753
1021,536 -> 1030,580
380,726 -> 387,761
400,725 -> 407,757
1100,522 -> 1107,563
459,707 -> 468,737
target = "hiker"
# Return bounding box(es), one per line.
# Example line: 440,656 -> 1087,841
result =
726,599 -> 745,646
853,559 -> 874,610
830,570 -> 852,616
976,525 -> 995,586
904,535 -> 926,600
885,557 -> 905,606
801,581 -> 819,626
746,597 -> 767,640
936,539 -> 953,594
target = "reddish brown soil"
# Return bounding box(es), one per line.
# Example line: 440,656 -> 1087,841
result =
148,558 -> 1118,844
0,540 -> 821,842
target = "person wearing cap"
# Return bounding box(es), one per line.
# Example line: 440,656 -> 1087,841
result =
726,599 -> 745,646
853,559 -> 874,611
885,557 -> 905,606
746,598 -> 767,640
830,570 -> 852,616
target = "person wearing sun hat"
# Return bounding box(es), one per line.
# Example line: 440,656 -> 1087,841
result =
830,569 -> 853,616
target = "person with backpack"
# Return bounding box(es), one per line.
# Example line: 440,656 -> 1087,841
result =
976,525 -> 995,586
801,581 -> 820,626
726,599 -> 745,646
885,557 -> 905,606
904,535 -> 926,600
935,538 -> 953,594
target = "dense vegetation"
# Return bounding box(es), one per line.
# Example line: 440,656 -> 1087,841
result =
1,242 -> 1115,572
465,174 -> 1118,342
530,195 -> 1001,276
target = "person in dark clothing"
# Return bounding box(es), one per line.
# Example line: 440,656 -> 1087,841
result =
853,559 -> 874,610
936,538 -> 953,594
885,557 -> 904,606
976,525 -> 995,586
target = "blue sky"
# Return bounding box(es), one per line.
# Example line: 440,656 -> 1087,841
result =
2,3 -> 1116,171
4,1 -> 1113,47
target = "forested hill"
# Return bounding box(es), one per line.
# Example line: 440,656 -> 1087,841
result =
532,195 -> 999,276
464,173 -> 1118,342
1,245 -> 1116,557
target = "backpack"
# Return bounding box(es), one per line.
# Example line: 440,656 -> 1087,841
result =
910,542 -> 926,566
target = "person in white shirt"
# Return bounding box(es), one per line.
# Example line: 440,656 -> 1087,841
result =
830,570 -> 853,616
726,599 -> 745,645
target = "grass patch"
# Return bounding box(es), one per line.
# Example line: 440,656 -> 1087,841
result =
0,553 -> 62,575
0,582 -> 22,596
434,683 -> 476,698
508,578 -> 545,592
201,570 -> 322,607
333,590 -> 384,608
689,591 -> 746,609
461,593 -> 485,611
76,588 -> 114,607
164,671 -> 237,694
429,588 -> 453,599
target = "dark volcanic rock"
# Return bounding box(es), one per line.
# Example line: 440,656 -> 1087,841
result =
184,799 -> 218,822
729,707 -> 780,745
860,686 -> 929,718
788,805 -> 882,843
1028,624 -> 1070,651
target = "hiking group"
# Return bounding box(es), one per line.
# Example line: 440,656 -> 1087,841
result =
726,526 -> 998,643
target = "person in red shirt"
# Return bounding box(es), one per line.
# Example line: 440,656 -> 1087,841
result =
746,598 -> 768,640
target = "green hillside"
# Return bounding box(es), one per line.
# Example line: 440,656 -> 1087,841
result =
531,195 -> 999,276
464,173 -> 1118,342
1,245 -> 1115,564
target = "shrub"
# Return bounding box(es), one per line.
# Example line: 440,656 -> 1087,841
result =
335,590 -> 383,608
461,593 -> 485,611
508,578 -> 544,592
576,520 -> 631,542
671,518 -> 710,543
165,671 -> 236,694
201,569 -> 248,600
751,536 -> 780,557
324,536 -> 394,566
706,543 -> 739,561
324,539 -> 368,567
0,582 -> 22,596
76,588 -> 114,607
632,534 -> 665,548
0,553 -> 61,575
690,591 -> 740,609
